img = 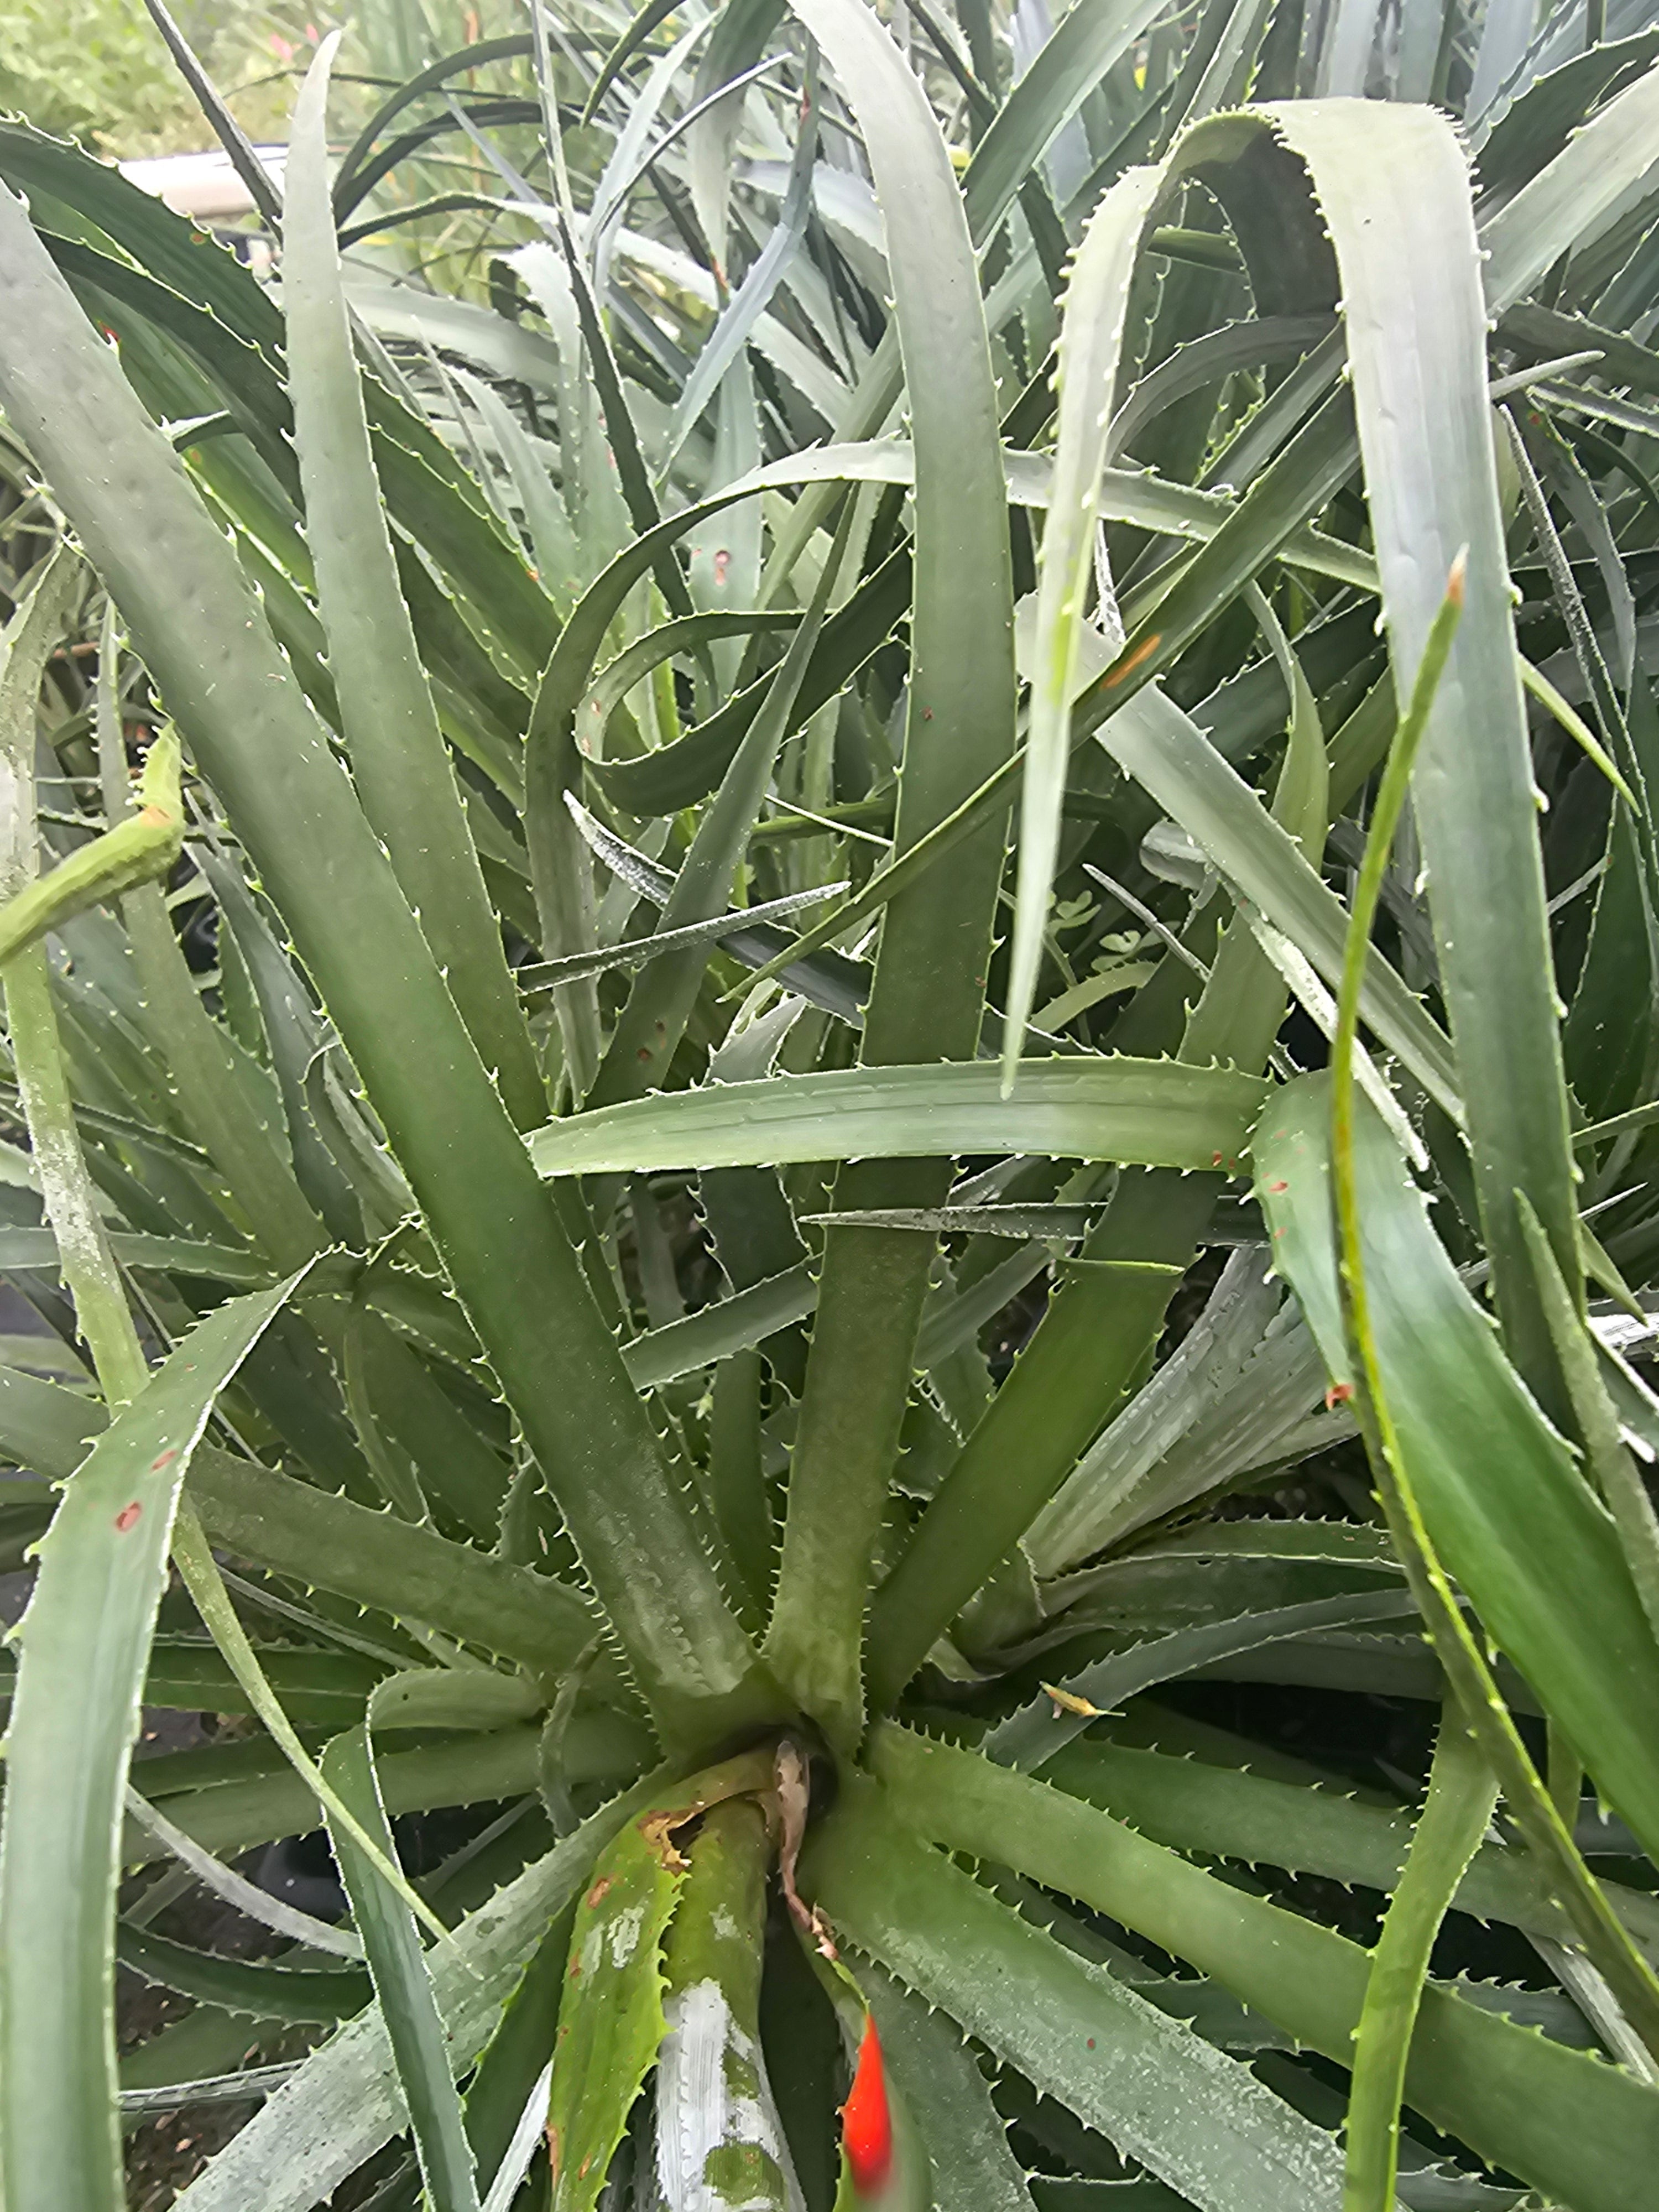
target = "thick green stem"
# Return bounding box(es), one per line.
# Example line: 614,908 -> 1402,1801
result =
0,729 -> 181,966
657,1798 -> 796,2210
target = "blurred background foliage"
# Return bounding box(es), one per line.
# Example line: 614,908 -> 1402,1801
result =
0,0 -> 566,293
0,0 -> 528,159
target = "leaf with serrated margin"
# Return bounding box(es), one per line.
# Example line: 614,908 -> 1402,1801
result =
869,1728 -> 1659,2212
0,1274 -> 301,2212
322,1725 -> 481,2212
124,1718 -> 650,1874
804,1775 -> 1352,2212
0,1361 -> 609,1681
0,175 -> 768,1741
1042,1735 -> 1659,1960
856,1960 -> 1036,2212
284,37 -> 542,1133
758,0 -> 1019,1752
547,1754 -> 778,2212
1255,1073 -> 1659,1867
528,1060 -> 1267,1180
986,1589 -> 1419,1771
1085,676 -> 1461,1121
1227,101 -> 1574,1397
1004,163 -> 1164,1086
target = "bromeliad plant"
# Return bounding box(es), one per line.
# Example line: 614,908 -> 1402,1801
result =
8,0 -> 1659,2206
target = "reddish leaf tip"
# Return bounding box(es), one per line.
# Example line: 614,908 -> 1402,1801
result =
842,2013 -> 893,2195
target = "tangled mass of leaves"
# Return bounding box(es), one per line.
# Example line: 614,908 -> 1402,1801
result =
4,0 -> 1659,2207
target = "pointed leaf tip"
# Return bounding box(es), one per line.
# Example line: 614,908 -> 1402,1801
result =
842,2011 -> 894,2197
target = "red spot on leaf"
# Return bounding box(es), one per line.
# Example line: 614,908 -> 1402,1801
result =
114,1503 -> 142,1533
585,1876 -> 612,1911
1104,633 -> 1162,688
150,1448 -> 177,1472
1325,1380 -> 1355,1410
1267,1180 -> 1288,1194
842,2013 -> 893,2195
713,549 -> 731,587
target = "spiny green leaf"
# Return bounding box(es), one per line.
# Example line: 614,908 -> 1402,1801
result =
1041,1735 -> 1659,1958
322,1724 -> 481,2212
284,35 -> 543,1135
805,1773 -> 1353,2212
760,0 -> 1019,1751
547,1754 -> 778,2212
0,1275 -> 300,2212
1343,1717 -> 1498,2212
1238,101 -> 1577,1394
870,1728 -> 1659,2212
126,1719 -> 651,1875
986,1590 -> 1419,1771
115,1923 -> 371,2027
1256,1078 -> 1659,1872
0,175 -> 771,1741
528,1058 -> 1268,1180
1005,164 -> 1165,1088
